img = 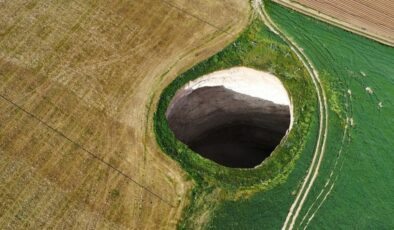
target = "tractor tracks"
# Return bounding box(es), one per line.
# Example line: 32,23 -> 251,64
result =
253,1 -> 329,229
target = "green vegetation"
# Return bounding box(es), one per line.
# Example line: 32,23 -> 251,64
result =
205,1 -> 394,229
267,2 -> 394,228
154,19 -> 317,228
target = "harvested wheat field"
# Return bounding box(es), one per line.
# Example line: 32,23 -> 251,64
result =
273,0 -> 394,46
0,0 -> 249,228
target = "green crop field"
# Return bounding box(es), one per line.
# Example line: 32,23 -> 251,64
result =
204,1 -> 394,229
267,2 -> 394,228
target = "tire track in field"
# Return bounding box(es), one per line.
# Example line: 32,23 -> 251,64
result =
299,88 -> 353,228
299,124 -> 347,229
253,1 -> 329,229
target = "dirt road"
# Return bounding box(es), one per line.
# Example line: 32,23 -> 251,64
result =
253,1 -> 329,229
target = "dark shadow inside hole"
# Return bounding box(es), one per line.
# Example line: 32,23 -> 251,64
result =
166,85 -> 290,168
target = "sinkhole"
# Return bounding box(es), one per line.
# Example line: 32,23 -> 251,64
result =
166,67 -> 292,168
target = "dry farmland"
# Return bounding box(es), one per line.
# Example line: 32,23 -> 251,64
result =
0,0 -> 249,228
273,0 -> 394,46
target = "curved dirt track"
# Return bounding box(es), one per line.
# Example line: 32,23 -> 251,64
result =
253,1 -> 329,229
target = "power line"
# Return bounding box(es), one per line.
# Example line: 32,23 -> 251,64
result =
162,0 -> 231,35
0,94 -> 175,208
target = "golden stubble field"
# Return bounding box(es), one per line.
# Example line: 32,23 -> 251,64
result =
0,0 -> 249,228
274,0 -> 394,46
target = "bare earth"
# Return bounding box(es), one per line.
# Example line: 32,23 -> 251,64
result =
184,67 -> 290,106
274,0 -> 394,46
0,0 -> 249,229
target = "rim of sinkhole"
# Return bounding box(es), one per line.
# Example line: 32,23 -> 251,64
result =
165,66 -> 293,168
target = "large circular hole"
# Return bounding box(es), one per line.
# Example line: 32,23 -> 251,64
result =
166,67 -> 291,168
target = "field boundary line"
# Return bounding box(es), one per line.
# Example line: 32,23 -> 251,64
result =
272,0 -> 394,47
0,93 -> 175,208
